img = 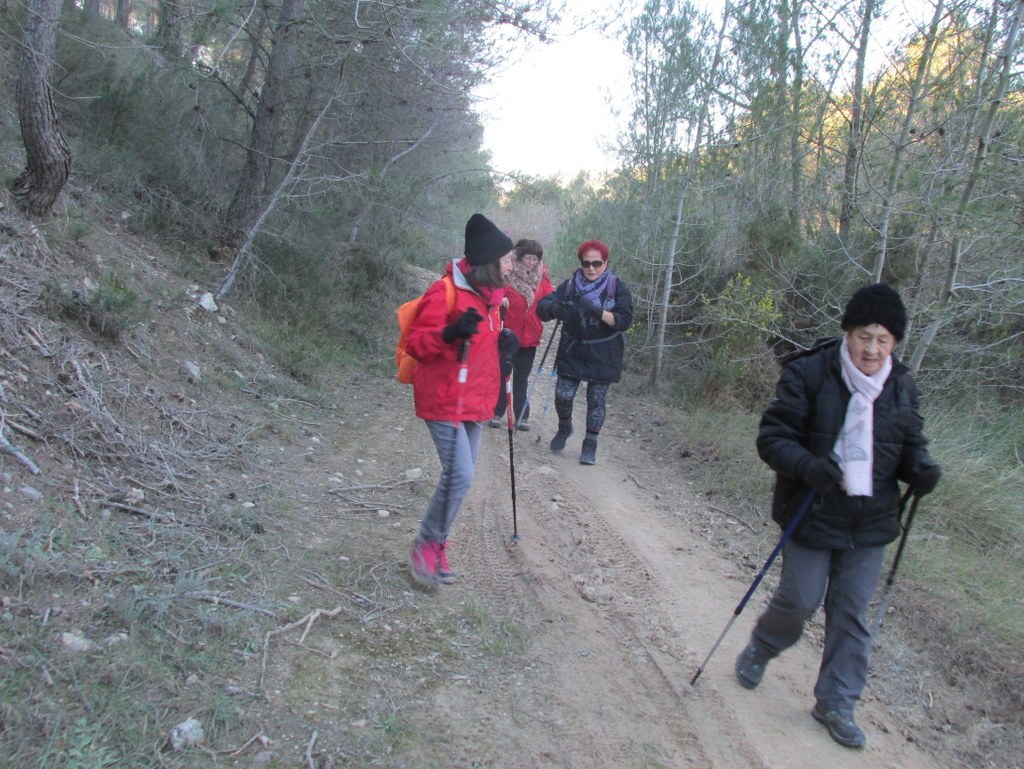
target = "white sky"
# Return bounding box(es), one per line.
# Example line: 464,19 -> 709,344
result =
474,3 -> 633,180
475,0 -> 935,180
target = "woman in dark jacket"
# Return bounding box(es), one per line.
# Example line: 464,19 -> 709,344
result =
735,283 -> 941,749
536,239 -> 633,465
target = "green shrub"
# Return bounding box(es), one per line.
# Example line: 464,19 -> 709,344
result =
697,273 -> 783,408
44,270 -> 147,340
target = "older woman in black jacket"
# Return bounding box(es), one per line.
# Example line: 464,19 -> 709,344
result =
536,239 -> 633,465
735,283 -> 941,749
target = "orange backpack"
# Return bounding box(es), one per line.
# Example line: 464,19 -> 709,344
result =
395,275 -> 456,384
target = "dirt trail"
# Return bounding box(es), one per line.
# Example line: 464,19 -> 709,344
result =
363,389 -> 953,769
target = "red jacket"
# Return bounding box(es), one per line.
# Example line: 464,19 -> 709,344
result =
503,265 -> 553,348
407,262 -> 503,421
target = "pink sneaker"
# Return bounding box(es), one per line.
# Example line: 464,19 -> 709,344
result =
437,541 -> 456,584
408,539 -> 439,587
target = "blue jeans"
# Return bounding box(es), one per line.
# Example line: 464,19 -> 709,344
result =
751,539 -> 885,714
418,419 -> 483,543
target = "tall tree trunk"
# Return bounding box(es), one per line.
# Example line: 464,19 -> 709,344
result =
870,0 -> 945,282
155,0 -> 185,58
647,2 -> 730,392
837,0 -> 875,245
11,0 -> 72,217
909,0 -> 1024,374
788,0 -> 804,227
216,0 -> 305,255
216,89 -> 337,300
115,0 -> 132,29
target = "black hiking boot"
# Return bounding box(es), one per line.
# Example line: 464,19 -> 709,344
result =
735,640 -> 772,690
579,437 -> 598,465
550,420 -> 573,453
811,704 -> 866,749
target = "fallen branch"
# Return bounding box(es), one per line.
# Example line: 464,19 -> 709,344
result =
259,606 -> 343,690
23,325 -> 52,357
627,473 -> 654,492
304,730 -> 318,769
71,479 -> 89,519
328,477 -> 420,494
707,504 -> 755,533
6,418 -> 42,441
0,421 -> 40,475
101,499 -> 177,524
219,732 -> 271,757
185,592 -> 279,619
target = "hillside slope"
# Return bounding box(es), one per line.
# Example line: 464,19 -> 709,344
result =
0,191 -> 1017,768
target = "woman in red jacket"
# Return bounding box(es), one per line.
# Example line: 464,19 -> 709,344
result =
489,239 -> 554,431
405,213 -> 517,587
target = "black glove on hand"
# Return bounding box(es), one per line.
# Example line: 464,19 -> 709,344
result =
580,294 -> 604,319
910,464 -> 941,496
550,300 -> 571,322
498,329 -> 518,378
442,307 -> 483,344
498,328 -> 519,357
804,456 -> 843,496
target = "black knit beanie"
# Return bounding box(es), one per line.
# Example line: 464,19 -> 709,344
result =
464,213 -> 514,266
841,283 -> 907,341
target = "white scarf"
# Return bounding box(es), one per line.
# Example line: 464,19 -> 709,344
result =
834,338 -> 892,496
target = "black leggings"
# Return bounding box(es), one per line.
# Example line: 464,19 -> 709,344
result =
554,375 -> 609,435
493,346 -> 538,421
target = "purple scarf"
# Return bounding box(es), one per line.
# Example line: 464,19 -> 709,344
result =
573,269 -> 611,304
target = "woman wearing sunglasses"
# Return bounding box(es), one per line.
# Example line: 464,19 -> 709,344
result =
536,239 -> 634,465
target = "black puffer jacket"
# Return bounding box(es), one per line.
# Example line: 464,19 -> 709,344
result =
756,338 -> 938,549
536,271 -> 634,384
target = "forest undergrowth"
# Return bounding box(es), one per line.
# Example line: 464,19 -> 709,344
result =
0,185 -> 1022,767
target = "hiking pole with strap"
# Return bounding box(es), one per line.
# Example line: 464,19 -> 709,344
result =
871,487 -> 920,637
532,320 -> 561,444
691,488 -> 817,686
504,368 -> 519,542
496,304 -> 520,542
518,318 -> 559,430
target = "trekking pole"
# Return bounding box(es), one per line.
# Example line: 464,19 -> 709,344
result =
495,303 -> 520,542
690,488 -> 817,686
517,319 -> 559,430
504,369 -> 519,542
533,320 -> 561,444
871,487 -> 920,637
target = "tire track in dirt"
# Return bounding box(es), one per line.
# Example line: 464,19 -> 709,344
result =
361,372 -> 954,769
445,427 -> 753,769
440,399 -> 954,769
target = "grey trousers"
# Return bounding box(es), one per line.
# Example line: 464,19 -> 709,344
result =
418,419 -> 483,543
751,539 -> 885,714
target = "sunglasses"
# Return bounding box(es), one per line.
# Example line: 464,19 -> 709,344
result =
580,259 -> 605,269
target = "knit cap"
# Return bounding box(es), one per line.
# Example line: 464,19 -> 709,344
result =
464,213 -> 514,266
841,283 -> 907,341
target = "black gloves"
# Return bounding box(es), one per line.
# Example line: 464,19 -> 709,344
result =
910,464 -> 941,496
498,328 -> 519,358
498,329 -> 518,378
803,456 -> 843,496
442,307 -> 483,344
549,300 -> 572,322
580,294 -> 604,319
